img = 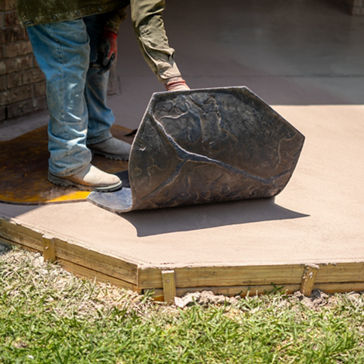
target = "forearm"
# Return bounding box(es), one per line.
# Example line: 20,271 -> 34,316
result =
130,0 -> 181,82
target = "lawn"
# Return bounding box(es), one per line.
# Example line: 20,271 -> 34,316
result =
0,245 -> 363,363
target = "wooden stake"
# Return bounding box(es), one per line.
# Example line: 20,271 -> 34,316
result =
42,236 -> 56,262
162,270 -> 176,304
300,264 -> 319,296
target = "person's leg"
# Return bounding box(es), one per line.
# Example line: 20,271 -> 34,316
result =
83,14 -> 114,144
83,14 -> 131,160
26,21 -> 121,191
27,20 -> 91,177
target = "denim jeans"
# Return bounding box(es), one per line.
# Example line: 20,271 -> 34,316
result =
27,15 -> 115,177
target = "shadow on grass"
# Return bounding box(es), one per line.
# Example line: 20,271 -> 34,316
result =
0,241 -> 12,256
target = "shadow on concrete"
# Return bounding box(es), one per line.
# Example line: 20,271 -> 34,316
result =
122,198 -> 309,237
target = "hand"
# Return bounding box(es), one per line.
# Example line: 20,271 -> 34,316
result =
165,77 -> 190,91
96,30 -> 118,74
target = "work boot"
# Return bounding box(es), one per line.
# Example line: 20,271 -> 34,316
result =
88,137 -> 131,161
48,164 -> 122,192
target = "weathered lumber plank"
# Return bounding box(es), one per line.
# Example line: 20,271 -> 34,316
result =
139,264 -> 305,289
147,284 -> 301,299
316,263 -> 364,283
0,217 -> 139,285
0,218 -> 44,251
58,259 -> 139,292
54,238 -> 138,285
315,282 -> 364,293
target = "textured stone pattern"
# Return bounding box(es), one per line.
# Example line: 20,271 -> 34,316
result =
89,87 -> 304,213
0,0 -> 46,122
125,87 -> 305,212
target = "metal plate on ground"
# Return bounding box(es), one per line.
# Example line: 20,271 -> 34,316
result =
0,125 -> 132,204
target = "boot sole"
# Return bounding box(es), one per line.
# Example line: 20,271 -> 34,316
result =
48,172 -> 122,192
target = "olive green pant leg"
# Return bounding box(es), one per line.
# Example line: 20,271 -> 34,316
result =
130,0 -> 181,82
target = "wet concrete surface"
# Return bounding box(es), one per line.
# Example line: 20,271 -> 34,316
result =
0,1 -> 363,268
1,105 -> 363,267
110,0 -> 364,129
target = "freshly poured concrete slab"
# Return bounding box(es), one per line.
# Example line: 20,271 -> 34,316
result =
0,105 -> 363,297
0,104 -> 363,264
111,0 -> 364,130
1,1 -> 363,298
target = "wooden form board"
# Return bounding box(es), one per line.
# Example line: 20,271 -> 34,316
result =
1,216 -> 364,302
0,218 -> 140,292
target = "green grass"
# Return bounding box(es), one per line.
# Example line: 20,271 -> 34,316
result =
0,246 -> 363,363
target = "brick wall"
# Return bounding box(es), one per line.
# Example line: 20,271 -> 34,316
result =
0,0 -> 46,122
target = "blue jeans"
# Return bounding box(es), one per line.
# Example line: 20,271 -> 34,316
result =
27,15 -> 115,176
